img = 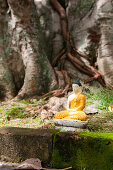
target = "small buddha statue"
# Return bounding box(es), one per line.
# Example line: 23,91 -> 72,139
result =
55,80 -> 87,121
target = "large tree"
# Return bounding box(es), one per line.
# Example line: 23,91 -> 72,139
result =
0,0 -> 113,101
0,0 -> 58,100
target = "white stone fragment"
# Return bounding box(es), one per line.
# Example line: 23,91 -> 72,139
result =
54,119 -> 88,128
84,104 -> 98,114
54,126 -> 88,132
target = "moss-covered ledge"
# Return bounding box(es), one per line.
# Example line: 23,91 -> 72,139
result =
0,127 -> 113,169
51,131 -> 113,170
79,132 -> 113,140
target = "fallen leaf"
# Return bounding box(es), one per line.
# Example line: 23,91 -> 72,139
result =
108,105 -> 113,112
26,105 -> 32,108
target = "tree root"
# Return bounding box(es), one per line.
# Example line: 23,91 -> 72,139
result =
52,48 -> 66,66
42,88 -> 67,100
73,47 -> 92,64
61,70 -> 71,86
42,69 -> 71,100
50,0 -> 113,90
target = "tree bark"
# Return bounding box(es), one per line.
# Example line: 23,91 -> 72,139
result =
50,0 -> 113,88
0,0 -> 16,100
0,0 -> 113,101
6,0 -> 58,99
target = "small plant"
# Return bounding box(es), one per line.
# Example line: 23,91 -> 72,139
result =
20,98 -> 47,106
85,88 -> 113,110
87,118 -> 106,132
5,107 -> 26,119
20,100 -> 31,104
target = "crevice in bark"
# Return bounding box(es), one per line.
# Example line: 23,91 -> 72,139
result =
58,0 -> 66,10
0,85 -> 6,101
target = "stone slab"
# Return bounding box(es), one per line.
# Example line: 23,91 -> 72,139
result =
0,162 -> 17,170
52,131 -> 113,169
0,127 -> 113,169
54,119 -> 88,128
0,165 -> 13,170
54,126 -> 88,132
84,104 -> 98,115
0,127 -> 53,164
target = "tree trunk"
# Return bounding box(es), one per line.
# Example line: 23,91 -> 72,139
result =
49,0 -> 113,89
97,2 -> 113,84
0,0 -> 16,100
0,0 -> 58,100
0,0 -> 113,101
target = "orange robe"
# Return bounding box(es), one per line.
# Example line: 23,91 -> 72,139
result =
55,93 -> 87,121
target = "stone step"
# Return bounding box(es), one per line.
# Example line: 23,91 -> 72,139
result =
0,127 -> 53,166
54,119 -> 88,128
0,127 -> 113,169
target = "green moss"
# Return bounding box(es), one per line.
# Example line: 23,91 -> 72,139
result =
50,129 -> 60,134
5,71 -> 12,82
20,100 -> 31,104
5,107 -> 26,119
85,88 -> 113,110
51,132 -> 113,170
14,157 -> 21,163
51,130 -> 68,168
80,0 -> 95,9
79,132 -> 113,140
51,148 -> 70,168
51,132 -> 69,168
51,131 -> 59,167
72,0 -> 95,19
4,71 -> 15,89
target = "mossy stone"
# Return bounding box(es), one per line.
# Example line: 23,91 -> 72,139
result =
51,132 -> 113,170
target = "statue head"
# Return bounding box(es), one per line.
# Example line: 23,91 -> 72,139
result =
72,80 -> 82,94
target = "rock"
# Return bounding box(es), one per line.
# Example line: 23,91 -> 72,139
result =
0,127 -> 53,164
14,158 -> 42,170
52,129 -> 113,169
54,126 -> 88,132
0,166 -> 13,170
47,96 -> 67,112
84,104 -> 98,115
54,119 -> 88,128
40,109 -> 48,119
0,162 -> 17,170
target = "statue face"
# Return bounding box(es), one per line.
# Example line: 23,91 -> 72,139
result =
72,84 -> 82,94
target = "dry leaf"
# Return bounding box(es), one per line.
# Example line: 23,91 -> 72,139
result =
26,105 -> 32,108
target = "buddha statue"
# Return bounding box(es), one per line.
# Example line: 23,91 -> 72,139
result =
55,80 -> 87,121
